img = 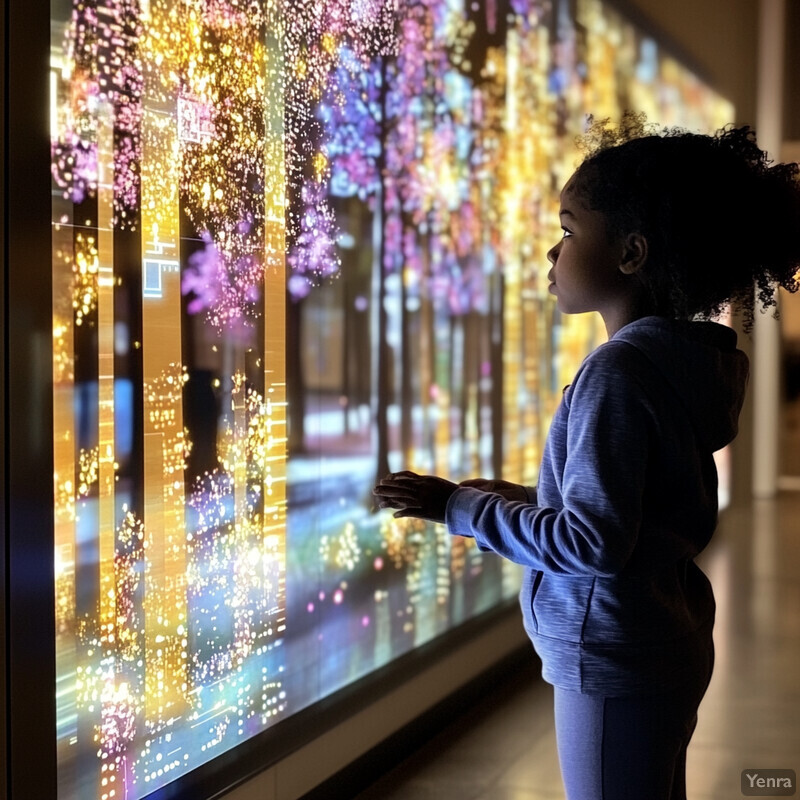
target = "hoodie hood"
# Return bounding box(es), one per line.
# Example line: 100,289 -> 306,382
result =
612,316 -> 750,452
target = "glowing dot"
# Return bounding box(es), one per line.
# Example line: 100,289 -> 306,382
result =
306,602 -> 314,613
333,589 -> 344,604
374,556 -> 384,571
361,616 -> 370,627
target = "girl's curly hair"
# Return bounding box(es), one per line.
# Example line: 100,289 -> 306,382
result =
572,111 -> 800,331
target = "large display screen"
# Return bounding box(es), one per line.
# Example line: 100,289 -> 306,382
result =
49,0 -> 734,797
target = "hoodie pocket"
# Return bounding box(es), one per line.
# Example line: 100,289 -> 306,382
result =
521,569 -> 544,635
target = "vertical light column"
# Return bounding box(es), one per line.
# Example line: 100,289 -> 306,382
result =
233,359 -> 248,527
502,28 -> 523,482
140,0 -> 188,717
262,7 -> 288,642
434,313 -> 451,477
753,0 -> 785,498
521,296 -> 539,483
503,276 -> 522,481
577,0 -> 617,119
95,103 -> 122,798
518,20 -> 549,487
53,187 -> 77,765
97,101 -> 117,665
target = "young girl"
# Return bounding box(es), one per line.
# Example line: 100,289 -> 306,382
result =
373,114 -> 800,800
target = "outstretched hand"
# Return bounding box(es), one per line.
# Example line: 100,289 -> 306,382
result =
373,471 -> 458,523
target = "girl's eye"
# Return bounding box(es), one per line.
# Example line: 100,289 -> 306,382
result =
561,227 -> 573,239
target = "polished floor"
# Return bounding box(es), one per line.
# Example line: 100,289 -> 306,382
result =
354,489 -> 800,800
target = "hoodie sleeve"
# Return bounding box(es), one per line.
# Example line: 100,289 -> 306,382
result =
445,344 -> 652,576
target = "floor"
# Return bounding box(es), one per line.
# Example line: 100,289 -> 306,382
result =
353,489 -> 800,799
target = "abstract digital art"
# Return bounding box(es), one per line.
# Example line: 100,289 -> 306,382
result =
49,0 -> 733,796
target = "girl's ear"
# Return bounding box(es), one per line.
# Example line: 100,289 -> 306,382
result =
619,232 -> 648,275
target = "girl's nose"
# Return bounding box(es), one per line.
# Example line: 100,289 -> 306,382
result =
547,241 -> 560,265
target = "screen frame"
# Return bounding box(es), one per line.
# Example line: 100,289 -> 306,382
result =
4,0 -> 58,795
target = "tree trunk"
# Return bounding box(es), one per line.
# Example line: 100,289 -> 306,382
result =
490,271 -> 504,478
342,261 -> 351,435
400,257 -> 413,463
372,54 -> 391,486
286,293 -> 306,454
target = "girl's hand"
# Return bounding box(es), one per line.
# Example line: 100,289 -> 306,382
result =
373,470 -> 458,523
458,478 -> 530,503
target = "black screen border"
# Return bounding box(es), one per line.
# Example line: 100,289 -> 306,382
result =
4,0 -> 58,794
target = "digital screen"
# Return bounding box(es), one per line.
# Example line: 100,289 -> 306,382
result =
49,0 -> 734,797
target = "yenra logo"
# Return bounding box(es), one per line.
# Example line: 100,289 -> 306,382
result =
741,769 -> 796,796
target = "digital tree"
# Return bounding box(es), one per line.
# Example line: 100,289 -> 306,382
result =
318,0 -> 487,483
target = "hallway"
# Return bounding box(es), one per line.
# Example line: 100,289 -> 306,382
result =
354,490 -> 800,800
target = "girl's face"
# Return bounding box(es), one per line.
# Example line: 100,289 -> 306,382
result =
546,175 -> 638,334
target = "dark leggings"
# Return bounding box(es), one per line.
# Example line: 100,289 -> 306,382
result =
553,674 -> 711,800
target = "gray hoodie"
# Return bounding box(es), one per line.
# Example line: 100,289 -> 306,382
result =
446,316 -> 749,695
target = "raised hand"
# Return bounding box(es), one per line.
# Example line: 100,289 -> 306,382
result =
372,470 -> 458,523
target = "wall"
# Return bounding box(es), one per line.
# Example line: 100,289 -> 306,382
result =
624,0 -> 759,126
780,142 -> 800,344
785,0 -> 800,140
